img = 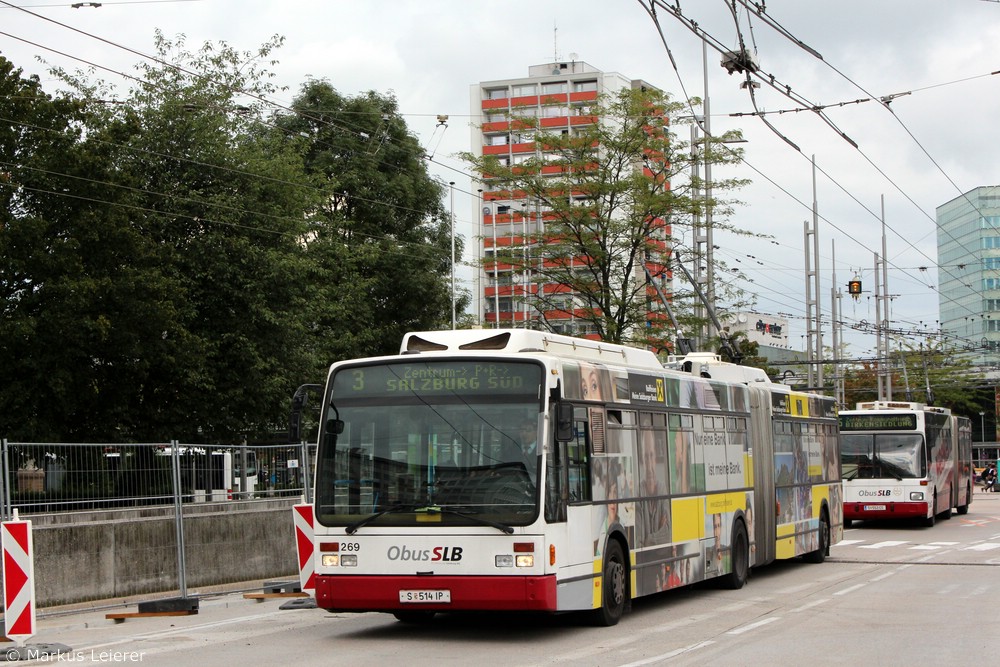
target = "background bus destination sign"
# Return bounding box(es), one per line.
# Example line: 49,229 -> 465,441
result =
840,413 -> 918,431
333,361 -> 542,398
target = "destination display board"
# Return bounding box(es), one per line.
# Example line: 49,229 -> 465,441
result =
332,361 -> 543,399
839,413 -> 918,431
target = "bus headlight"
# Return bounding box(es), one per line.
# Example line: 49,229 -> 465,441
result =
495,555 -> 514,568
322,554 -> 339,567
910,492 -> 924,501
515,555 -> 534,568
341,554 -> 358,567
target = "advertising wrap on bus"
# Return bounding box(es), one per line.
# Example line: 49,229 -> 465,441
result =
304,329 -> 842,627
839,402 -> 973,527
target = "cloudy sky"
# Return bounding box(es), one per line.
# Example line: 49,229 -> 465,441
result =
3,0 -> 1000,360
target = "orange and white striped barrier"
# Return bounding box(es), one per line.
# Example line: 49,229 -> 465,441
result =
2,513 -> 36,645
292,503 -> 315,595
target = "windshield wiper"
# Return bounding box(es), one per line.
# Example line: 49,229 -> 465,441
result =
345,504 -> 516,535
345,504 -> 421,535
881,465 -> 903,481
426,506 -> 514,534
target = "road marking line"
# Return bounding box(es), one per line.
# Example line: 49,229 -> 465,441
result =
860,540 -> 908,549
727,617 -> 780,635
835,583 -> 866,596
789,598 -> 828,612
618,641 -> 715,666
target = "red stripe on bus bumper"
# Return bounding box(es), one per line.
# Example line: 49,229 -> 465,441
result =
844,501 -> 929,519
315,574 -> 558,612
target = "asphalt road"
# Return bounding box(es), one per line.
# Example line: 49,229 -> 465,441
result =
11,490 -> 1000,666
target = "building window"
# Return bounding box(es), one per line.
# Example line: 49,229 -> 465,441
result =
488,134 -> 509,146
572,80 -> 598,92
485,87 -> 508,100
542,105 -> 565,118
541,81 -> 567,95
512,84 -> 537,97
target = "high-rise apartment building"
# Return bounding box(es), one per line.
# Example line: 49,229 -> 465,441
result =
469,60 -> 668,339
937,184 -> 1000,370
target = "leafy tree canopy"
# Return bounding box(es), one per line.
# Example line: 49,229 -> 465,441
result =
462,87 -> 751,349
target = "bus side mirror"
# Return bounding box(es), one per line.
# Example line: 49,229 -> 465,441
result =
289,398 -> 305,443
555,402 -> 574,442
289,384 -> 323,443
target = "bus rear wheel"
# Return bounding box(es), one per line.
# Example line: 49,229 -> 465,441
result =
803,511 -> 829,564
720,520 -> 749,589
590,540 -> 626,627
957,485 -> 971,515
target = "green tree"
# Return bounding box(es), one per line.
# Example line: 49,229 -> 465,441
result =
0,34 -> 319,442
272,81 -> 464,362
462,87 -> 749,347
841,338 -> 986,416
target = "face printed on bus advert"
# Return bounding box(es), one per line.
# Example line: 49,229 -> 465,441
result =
581,364 -> 602,401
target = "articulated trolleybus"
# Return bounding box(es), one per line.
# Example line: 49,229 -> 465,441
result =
839,401 -> 973,527
308,329 -> 842,625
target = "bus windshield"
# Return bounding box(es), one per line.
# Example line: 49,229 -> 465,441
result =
315,359 -> 544,529
840,433 -> 926,480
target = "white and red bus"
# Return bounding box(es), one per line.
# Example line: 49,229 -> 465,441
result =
302,329 -> 842,625
839,401 -> 973,527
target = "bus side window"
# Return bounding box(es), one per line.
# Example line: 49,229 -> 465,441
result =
567,412 -> 592,503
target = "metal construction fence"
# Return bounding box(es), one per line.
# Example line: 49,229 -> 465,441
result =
0,440 -> 316,520
0,439 -> 318,606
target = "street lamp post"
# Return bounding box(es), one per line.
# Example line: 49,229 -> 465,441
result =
450,181 -> 456,330
980,411 -> 985,442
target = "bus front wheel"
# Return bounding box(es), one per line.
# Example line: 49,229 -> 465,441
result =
590,540 -> 627,627
923,494 -> 937,527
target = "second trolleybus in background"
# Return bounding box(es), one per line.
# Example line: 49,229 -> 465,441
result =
296,329 -> 843,626
839,401 -> 974,527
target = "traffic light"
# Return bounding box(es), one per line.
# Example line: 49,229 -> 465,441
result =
848,278 -> 862,300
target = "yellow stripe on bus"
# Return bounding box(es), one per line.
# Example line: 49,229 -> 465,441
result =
671,497 -> 705,542
812,484 -> 830,518
592,557 -> 602,609
705,491 -> 746,515
775,523 -> 796,559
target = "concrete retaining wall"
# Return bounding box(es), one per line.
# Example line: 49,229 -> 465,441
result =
15,499 -> 300,608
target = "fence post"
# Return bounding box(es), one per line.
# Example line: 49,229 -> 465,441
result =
300,441 -> 312,504
170,440 -> 188,598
